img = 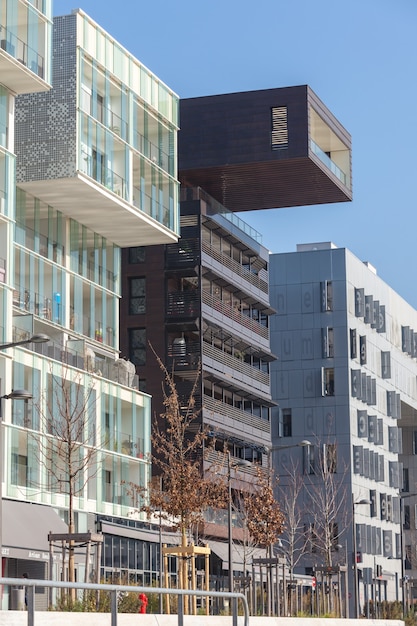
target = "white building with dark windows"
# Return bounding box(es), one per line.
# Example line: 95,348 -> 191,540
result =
269,242 -> 417,614
0,6 -> 179,608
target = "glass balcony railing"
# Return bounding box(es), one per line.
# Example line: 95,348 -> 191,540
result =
310,139 -> 347,186
0,23 -> 45,78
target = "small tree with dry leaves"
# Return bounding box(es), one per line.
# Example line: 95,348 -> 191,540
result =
128,353 -> 226,592
243,464 -> 285,550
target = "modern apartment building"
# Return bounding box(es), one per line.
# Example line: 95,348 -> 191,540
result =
120,87 -> 352,577
0,6 -> 180,608
120,187 -> 274,581
269,243 -> 416,612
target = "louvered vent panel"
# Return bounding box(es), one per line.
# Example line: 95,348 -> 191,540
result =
180,215 -> 199,227
271,106 -> 288,149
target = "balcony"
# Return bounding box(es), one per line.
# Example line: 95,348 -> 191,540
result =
202,290 -> 269,341
202,342 -> 270,394
203,395 -> 270,436
19,164 -> 178,248
310,140 -> 347,187
202,240 -> 268,296
166,291 -> 200,320
166,238 -> 200,272
103,430 -> 145,458
11,322 -> 139,390
167,338 -> 200,375
0,24 -> 48,93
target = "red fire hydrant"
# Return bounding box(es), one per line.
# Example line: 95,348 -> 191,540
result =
138,592 -> 148,614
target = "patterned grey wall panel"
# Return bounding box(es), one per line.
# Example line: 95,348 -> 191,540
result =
15,15 -> 77,183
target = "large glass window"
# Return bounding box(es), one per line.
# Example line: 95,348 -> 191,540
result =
129,328 -> 146,366
129,278 -> 146,315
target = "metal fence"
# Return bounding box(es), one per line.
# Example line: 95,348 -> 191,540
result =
0,577 -> 249,626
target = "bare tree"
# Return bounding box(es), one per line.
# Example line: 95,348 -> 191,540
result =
305,442 -> 348,567
275,458 -> 307,577
304,440 -> 349,616
35,365 -> 98,587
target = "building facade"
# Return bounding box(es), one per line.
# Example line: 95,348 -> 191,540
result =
1,6 -> 180,608
269,243 -> 416,613
120,87 -> 352,580
120,186 -> 274,578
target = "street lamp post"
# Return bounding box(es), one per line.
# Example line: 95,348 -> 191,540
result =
227,453 -> 249,596
0,334 -> 48,586
0,389 -> 33,583
0,333 -> 50,351
352,498 -> 371,618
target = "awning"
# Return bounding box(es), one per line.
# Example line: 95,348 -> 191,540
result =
2,499 -> 67,561
101,522 -> 181,546
207,540 -> 266,572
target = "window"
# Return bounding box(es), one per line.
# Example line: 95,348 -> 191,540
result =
403,468 -> 410,492
322,368 -> 335,396
405,545 -> 412,570
323,443 -> 337,473
271,106 -> 288,150
104,470 -> 112,502
360,336 -> 367,365
322,327 -> 334,358
304,444 -> 316,475
381,351 -> 391,379
321,280 -> 333,311
129,277 -> 146,314
129,247 -> 146,264
282,409 -> 292,437
413,431 -> 417,455
129,328 -> 146,366
350,329 -> 357,359
11,453 -> 27,486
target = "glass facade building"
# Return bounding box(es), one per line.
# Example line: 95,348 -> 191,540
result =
0,6 -> 178,609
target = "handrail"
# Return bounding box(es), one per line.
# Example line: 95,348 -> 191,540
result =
202,290 -> 269,340
202,240 -> 268,294
0,577 -> 249,626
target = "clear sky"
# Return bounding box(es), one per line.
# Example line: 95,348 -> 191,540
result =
56,1 -> 417,306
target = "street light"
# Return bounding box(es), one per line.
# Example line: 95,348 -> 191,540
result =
0,333 -> 50,351
352,498 -> 371,618
0,388 -> 33,579
227,452 -> 250,595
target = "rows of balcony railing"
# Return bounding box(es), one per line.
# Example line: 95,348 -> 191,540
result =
202,240 -> 268,294
203,395 -> 270,434
13,286 -> 56,323
134,131 -> 174,175
16,224 -> 65,264
180,186 -> 263,244
166,290 -> 200,318
202,290 -> 269,340
103,430 -> 145,458
86,261 -> 117,291
11,323 -> 139,389
132,186 -> 171,227
0,24 -> 45,78
202,342 -> 269,387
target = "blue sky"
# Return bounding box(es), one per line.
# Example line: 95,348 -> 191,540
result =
56,1 -> 417,306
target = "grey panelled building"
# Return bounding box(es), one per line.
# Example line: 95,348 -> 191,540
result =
270,242 -> 417,612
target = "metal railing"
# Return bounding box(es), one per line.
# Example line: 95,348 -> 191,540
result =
202,240 -> 269,294
0,577 -> 249,626
202,290 -> 269,340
